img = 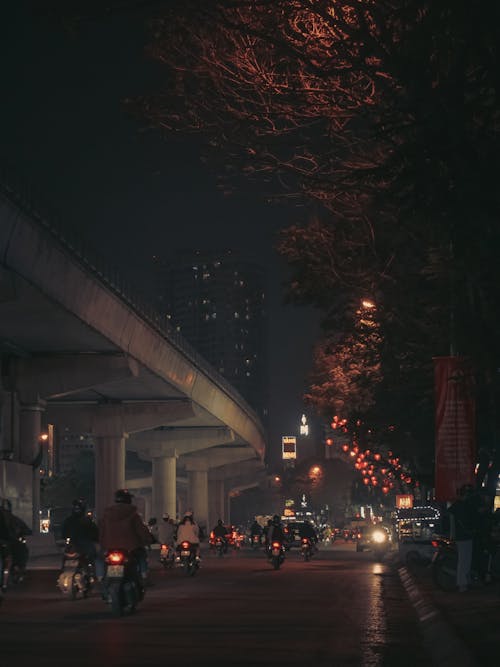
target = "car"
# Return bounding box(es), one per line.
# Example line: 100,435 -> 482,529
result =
356,525 -> 392,553
283,521 -> 316,549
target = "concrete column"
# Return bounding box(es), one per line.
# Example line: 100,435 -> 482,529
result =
187,469 -> 209,535
152,455 -> 177,521
19,402 -> 45,531
94,435 -> 126,520
209,479 -> 226,528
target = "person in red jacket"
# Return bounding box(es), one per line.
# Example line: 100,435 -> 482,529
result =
98,489 -> 153,582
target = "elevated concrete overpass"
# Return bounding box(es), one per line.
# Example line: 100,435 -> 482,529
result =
0,176 -> 267,531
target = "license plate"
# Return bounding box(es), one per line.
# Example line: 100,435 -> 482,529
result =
181,550 -> 190,556
107,565 -> 124,577
160,547 -> 168,556
272,549 -> 280,556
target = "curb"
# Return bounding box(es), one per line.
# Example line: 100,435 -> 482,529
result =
397,565 -> 477,667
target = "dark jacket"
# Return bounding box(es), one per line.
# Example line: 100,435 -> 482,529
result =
213,524 -> 228,538
0,510 -> 31,543
98,503 -> 153,552
448,495 -> 480,541
62,514 -> 98,546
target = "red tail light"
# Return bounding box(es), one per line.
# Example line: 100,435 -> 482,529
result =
272,541 -> 281,548
431,540 -> 439,548
302,537 -> 308,544
106,550 -> 125,565
181,541 -> 190,549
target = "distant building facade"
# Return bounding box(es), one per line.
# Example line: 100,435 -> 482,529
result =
153,250 -> 269,427
57,428 -> 94,474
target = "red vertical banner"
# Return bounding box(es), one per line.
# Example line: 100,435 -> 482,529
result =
434,356 -> 476,502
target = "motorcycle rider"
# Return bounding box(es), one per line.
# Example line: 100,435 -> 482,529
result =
176,512 -> 201,560
266,515 -> 286,553
298,520 -> 319,551
62,499 -> 99,569
250,518 -> 262,544
262,518 -> 273,547
0,498 -> 31,584
98,489 -> 153,588
158,513 -> 177,547
212,519 -> 229,552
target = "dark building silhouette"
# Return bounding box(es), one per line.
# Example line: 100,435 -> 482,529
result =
153,250 -> 269,427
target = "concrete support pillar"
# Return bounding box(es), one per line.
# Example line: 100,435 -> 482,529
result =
187,468 -> 209,535
19,402 -> 45,531
152,455 -> 177,522
94,435 -> 126,520
225,489 -> 231,525
208,479 -> 226,528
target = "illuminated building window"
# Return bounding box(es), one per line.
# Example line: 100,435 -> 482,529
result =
234,312 -> 240,318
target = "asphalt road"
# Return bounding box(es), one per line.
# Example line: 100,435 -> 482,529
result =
1,542 -> 430,667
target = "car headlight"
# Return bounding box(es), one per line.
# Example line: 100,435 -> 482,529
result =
371,530 -> 387,544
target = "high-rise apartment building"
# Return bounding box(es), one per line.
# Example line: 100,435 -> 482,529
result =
153,250 -> 268,427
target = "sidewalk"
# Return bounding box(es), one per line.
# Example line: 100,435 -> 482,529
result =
395,556 -> 500,666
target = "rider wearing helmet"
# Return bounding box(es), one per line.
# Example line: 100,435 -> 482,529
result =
98,489 -> 153,582
212,519 -> 228,539
267,514 -> 286,546
62,498 -> 98,562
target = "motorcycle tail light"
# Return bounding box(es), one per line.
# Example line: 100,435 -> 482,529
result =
106,550 -> 125,565
302,538 -> 308,544
181,541 -> 190,549
272,542 -> 281,549
431,540 -> 439,548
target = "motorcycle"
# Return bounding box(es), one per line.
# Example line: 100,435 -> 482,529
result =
57,539 -> 94,600
0,542 -> 10,604
251,534 -> 262,550
268,540 -> 285,570
103,548 -> 144,616
0,536 -> 29,598
431,535 -> 500,592
159,543 -> 175,569
214,536 -> 226,557
300,537 -> 314,562
176,541 -> 199,576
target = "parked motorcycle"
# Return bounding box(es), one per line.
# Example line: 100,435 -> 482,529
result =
57,539 -> 94,600
176,541 -> 199,576
159,543 -> 175,569
431,536 -> 500,592
268,540 -> 285,570
103,548 -> 144,616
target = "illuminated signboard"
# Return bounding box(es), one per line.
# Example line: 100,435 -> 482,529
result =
396,494 -> 414,509
282,435 -> 297,460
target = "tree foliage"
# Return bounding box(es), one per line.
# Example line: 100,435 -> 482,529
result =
133,1 -> 500,472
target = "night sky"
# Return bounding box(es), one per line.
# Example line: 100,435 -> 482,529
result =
2,2 -> 322,464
